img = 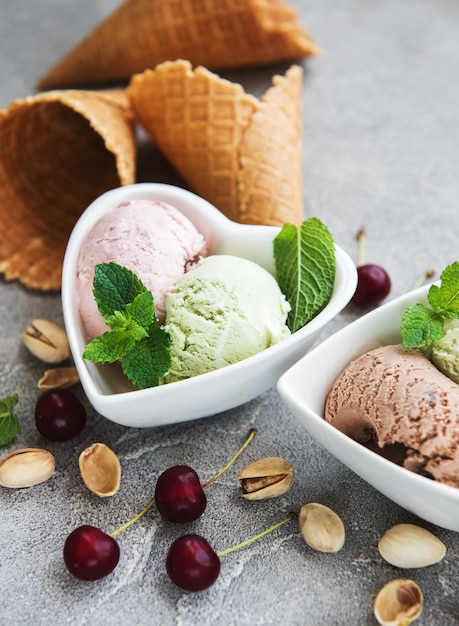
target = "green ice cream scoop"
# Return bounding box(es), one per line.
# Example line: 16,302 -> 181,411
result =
164,255 -> 291,382
431,319 -> 459,384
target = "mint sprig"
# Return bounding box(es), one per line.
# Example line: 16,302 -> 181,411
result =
0,393 -> 20,446
83,263 -> 171,389
401,261 -> 459,348
274,218 -> 336,333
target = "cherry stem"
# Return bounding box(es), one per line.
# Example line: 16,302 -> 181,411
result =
110,428 -> 257,538
110,497 -> 157,538
201,428 -> 257,488
217,511 -> 296,558
356,228 -> 366,267
412,269 -> 435,291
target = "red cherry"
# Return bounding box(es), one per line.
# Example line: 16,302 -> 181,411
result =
352,264 -> 391,307
166,534 -> 220,592
63,525 -> 120,581
35,389 -> 86,441
154,465 -> 207,523
351,228 -> 391,308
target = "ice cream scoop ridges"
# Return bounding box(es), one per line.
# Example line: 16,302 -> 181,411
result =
325,344 -> 459,488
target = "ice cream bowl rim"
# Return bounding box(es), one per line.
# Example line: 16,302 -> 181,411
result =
277,282 -> 459,532
62,182 -> 357,429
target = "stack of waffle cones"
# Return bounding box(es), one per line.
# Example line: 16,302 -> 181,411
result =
0,0 -> 315,291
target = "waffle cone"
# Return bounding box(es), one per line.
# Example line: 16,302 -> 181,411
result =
37,0 -> 319,89
238,66 -> 303,225
0,90 -> 135,290
127,60 -> 303,225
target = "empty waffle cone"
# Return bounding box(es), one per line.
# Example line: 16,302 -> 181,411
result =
37,0 -> 319,89
127,60 -> 303,225
0,89 -> 135,290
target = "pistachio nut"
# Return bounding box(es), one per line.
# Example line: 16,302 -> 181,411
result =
378,523 -> 446,569
23,319 -> 70,363
237,456 -> 294,500
79,443 -> 121,497
299,502 -> 345,553
374,579 -> 423,626
38,366 -> 80,390
0,447 -> 55,488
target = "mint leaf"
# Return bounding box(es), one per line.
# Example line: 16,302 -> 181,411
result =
122,325 -> 171,389
93,262 -> 146,318
401,262 -> 459,349
401,303 -> 445,348
0,393 -> 20,446
427,261 -> 459,317
104,299 -> 152,340
84,328 -> 142,363
127,290 -> 156,331
274,218 -> 336,333
104,309 -> 135,331
84,262 -> 171,388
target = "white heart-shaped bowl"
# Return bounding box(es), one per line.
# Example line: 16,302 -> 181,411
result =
62,183 -> 357,428
277,283 -> 459,532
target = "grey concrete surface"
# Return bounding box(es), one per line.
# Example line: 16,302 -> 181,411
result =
1,1 -> 459,624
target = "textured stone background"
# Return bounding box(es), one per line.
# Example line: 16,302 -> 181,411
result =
1,1 -> 459,624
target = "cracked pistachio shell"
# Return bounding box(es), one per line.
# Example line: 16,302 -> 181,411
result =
374,579 -> 423,626
79,443 -> 121,497
38,366 -> 80,390
378,524 -> 446,569
22,319 -> 70,363
299,502 -> 345,553
237,456 -> 294,500
0,448 -> 55,488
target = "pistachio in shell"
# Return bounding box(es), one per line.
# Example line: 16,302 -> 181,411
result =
378,523 -> 446,569
237,456 -> 294,500
23,319 -> 70,363
299,502 -> 345,553
374,579 -> 423,626
0,447 -> 55,488
79,443 -> 121,497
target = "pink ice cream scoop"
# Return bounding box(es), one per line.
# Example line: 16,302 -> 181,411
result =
76,199 -> 207,339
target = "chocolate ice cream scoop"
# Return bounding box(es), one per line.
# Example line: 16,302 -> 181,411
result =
325,344 -> 459,488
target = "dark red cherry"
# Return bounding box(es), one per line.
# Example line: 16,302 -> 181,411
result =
63,525 -> 120,581
351,264 -> 391,307
35,389 -> 86,441
166,534 -> 220,592
154,465 -> 207,523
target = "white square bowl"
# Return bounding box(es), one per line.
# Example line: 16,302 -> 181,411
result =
62,183 -> 357,428
277,284 -> 459,532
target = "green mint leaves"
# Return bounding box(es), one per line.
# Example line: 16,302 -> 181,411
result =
0,393 -> 20,446
401,261 -> 459,348
83,263 -> 171,389
274,218 -> 336,333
